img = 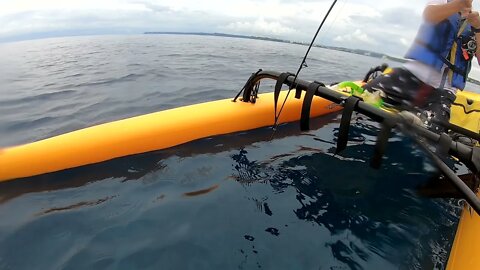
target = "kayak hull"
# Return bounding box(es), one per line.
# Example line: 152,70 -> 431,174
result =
448,90 -> 480,270
0,90 -> 340,182
447,204 -> 480,270
450,91 -> 480,134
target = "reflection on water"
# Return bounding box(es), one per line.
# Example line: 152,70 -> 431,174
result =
0,115 -> 337,203
229,119 -> 461,269
40,196 -> 116,215
183,184 -> 219,197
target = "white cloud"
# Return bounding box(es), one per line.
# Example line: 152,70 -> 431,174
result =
0,0 -> 144,15
223,18 -> 295,36
400,38 -> 410,47
333,29 -> 377,46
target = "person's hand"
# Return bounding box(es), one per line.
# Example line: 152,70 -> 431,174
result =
457,0 -> 473,13
459,0 -> 473,9
467,11 -> 480,29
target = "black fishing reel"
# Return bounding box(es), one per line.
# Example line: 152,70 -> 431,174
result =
460,34 -> 477,58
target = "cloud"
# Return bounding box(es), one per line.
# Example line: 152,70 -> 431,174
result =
133,1 -> 172,13
223,17 -> 295,36
381,7 -> 422,28
333,29 -> 377,45
0,0 -> 434,56
400,37 -> 410,47
0,5 -> 233,41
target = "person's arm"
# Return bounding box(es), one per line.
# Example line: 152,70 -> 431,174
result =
475,33 -> 480,65
424,0 -> 472,24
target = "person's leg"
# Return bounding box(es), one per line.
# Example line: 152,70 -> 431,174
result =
418,88 -> 456,133
364,67 -> 433,109
364,67 -> 459,133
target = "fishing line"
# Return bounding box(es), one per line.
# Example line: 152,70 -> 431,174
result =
319,0 -> 348,40
270,0 -> 338,140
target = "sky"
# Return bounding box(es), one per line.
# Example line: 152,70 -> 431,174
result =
0,0 -> 427,56
2,0 -> 480,77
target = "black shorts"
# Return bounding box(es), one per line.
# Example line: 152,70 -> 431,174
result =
363,67 -> 436,108
364,67 -> 456,133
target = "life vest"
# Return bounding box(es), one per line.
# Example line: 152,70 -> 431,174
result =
405,12 -> 475,89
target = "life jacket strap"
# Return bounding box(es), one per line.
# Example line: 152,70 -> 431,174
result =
414,38 -> 467,77
447,20 -> 469,83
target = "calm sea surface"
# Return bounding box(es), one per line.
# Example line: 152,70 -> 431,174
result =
0,35 -> 474,269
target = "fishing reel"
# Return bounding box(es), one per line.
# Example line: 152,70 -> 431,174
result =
460,34 -> 477,59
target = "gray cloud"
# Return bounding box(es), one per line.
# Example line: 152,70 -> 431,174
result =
381,7 -> 422,28
0,7 -> 233,41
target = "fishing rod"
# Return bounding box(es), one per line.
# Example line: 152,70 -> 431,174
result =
270,0 -> 338,140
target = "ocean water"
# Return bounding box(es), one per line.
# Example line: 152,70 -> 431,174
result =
0,35 -> 473,269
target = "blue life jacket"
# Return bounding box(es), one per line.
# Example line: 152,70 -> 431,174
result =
405,12 -> 474,89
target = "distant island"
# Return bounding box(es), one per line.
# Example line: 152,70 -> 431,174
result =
145,31 -> 390,59
145,31 -> 480,85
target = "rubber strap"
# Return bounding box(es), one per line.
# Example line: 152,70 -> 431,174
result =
294,77 -> 305,99
300,82 -> 321,131
472,147 -> 480,173
370,119 -> 394,169
335,96 -> 360,154
274,72 -> 294,120
436,133 -> 452,158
